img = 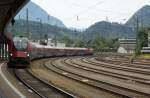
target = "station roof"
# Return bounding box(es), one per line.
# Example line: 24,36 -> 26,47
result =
0,0 -> 29,34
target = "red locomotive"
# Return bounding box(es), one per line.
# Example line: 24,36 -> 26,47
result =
8,36 -> 31,66
8,36 -> 93,68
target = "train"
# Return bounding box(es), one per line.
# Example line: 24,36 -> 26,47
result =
141,47 -> 150,54
8,36 -> 31,67
8,36 -> 93,67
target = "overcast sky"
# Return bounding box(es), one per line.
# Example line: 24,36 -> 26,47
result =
31,0 -> 150,29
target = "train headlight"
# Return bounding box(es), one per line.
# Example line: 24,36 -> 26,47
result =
27,53 -> 30,57
10,53 -> 13,56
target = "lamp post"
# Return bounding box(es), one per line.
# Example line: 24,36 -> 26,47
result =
36,18 -> 42,43
47,15 -> 49,33
26,8 -> 30,39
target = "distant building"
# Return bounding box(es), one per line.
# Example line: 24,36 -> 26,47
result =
141,28 -> 150,53
47,38 -> 54,46
47,38 -> 66,47
118,38 -> 136,53
56,43 -> 66,47
30,38 -> 66,47
148,28 -> 150,47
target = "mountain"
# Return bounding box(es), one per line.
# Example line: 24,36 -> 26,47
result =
12,4 -> 150,41
15,1 -> 66,28
84,21 -> 135,40
84,5 -> 150,40
126,5 -> 150,28
6,19 -> 80,40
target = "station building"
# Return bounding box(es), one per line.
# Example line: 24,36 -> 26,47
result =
141,28 -> 150,53
31,38 -> 66,47
117,38 -> 136,53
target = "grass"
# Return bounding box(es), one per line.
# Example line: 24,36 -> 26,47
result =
138,54 -> 150,59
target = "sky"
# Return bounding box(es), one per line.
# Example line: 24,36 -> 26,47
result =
31,0 -> 150,29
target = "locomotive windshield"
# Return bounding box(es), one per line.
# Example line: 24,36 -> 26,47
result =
13,37 -> 28,51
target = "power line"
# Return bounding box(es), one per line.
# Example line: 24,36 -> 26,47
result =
64,0 -> 131,22
68,0 -> 105,20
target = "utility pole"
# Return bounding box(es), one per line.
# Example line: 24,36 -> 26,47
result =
18,15 -> 21,33
136,16 -> 139,50
47,15 -> 49,34
26,8 -> 30,39
141,11 -> 144,29
54,35 -> 57,47
104,16 -> 109,38
19,15 -> 21,20
40,19 -> 42,42
36,18 -> 43,43
136,16 -> 139,37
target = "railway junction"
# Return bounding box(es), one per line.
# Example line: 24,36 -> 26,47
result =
1,55 -> 150,98
0,0 -> 150,98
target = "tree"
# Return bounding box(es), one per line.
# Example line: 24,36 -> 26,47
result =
90,35 -> 108,51
57,34 -> 74,47
135,28 -> 148,55
44,34 -> 48,40
74,39 -> 86,47
107,38 -> 119,49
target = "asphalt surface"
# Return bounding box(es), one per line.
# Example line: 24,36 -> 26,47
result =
0,62 -> 40,98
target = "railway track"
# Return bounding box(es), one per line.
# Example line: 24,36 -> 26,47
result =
69,58 -> 150,84
13,68 -> 76,98
44,57 -> 150,98
81,57 -> 150,79
80,57 -> 150,84
83,57 -> 150,75
95,57 -> 150,69
30,59 -> 123,98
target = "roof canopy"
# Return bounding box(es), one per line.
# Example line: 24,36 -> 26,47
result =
0,0 -> 29,34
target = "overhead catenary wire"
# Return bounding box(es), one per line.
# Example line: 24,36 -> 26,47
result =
63,0 -> 131,21
65,0 -> 105,21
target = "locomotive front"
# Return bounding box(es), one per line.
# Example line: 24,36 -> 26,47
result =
9,36 -> 30,65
